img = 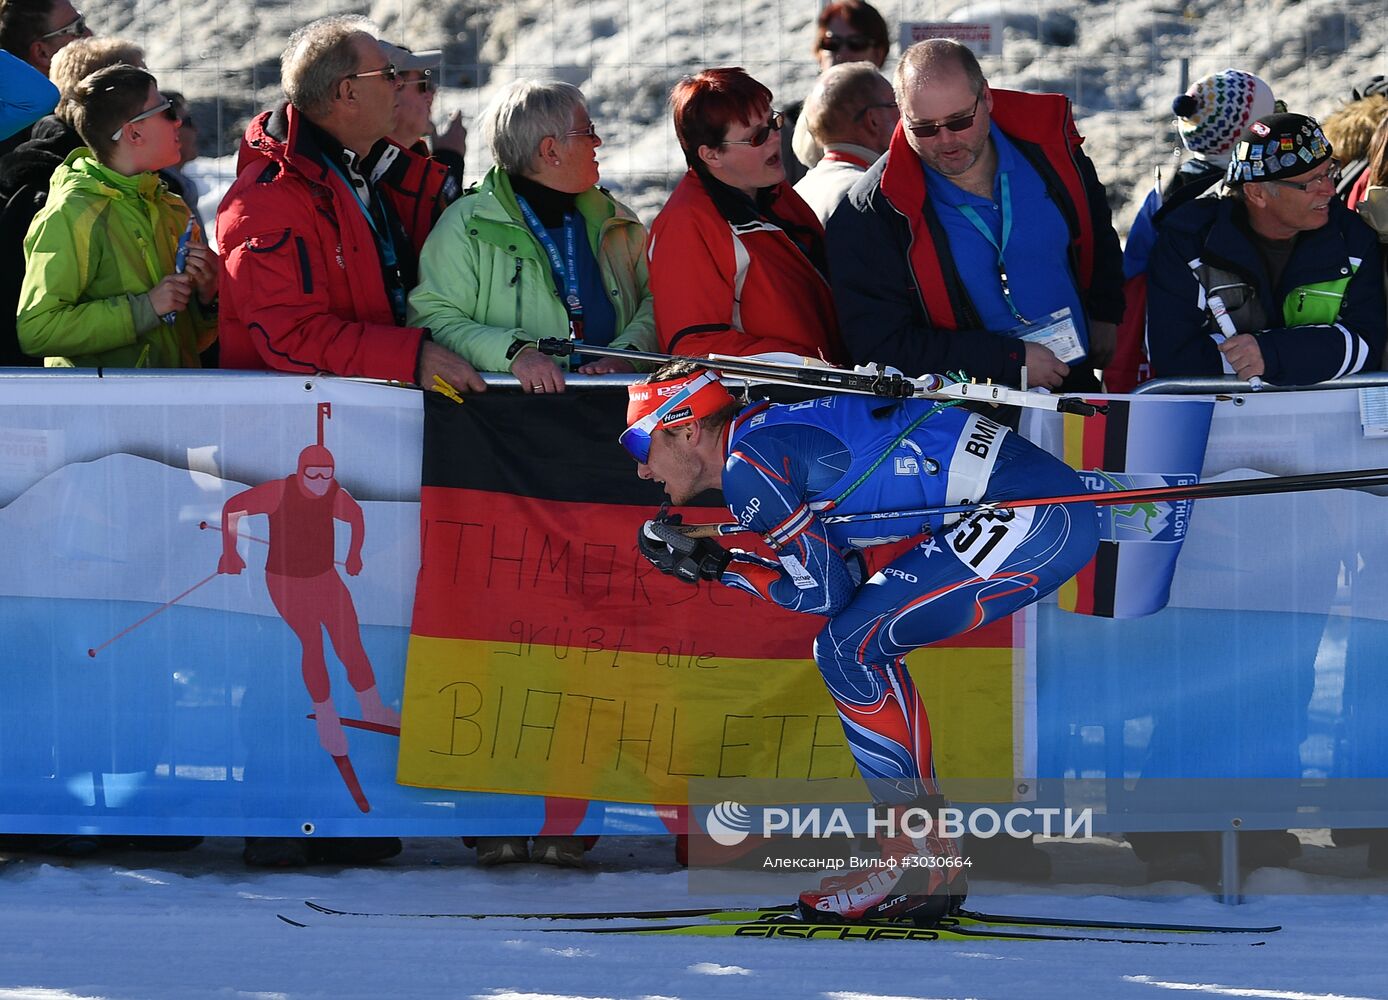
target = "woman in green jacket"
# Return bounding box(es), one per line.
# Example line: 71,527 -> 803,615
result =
408,79 -> 654,394
17,64 -> 218,368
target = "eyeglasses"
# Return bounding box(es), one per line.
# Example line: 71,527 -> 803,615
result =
345,63 -> 398,84
1270,159 -> 1341,192
405,70 -> 435,94
39,11 -> 88,40
723,110 -> 785,148
619,371 -> 720,463
563,121 -> 599,140
904,94 -> 982,138
819,32 -> 875,53
110,97 -> 177,142
853,101 -> 897,122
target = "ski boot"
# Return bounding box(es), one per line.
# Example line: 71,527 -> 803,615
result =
798,797 -> 968,927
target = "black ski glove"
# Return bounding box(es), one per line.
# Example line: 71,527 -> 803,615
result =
637,517 -> 731,585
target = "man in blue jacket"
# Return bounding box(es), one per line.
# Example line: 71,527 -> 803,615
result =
826,38 -> 1124,393
1146,113 -> 1386,384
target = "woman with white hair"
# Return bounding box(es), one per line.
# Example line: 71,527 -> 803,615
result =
408,79 -> 655,393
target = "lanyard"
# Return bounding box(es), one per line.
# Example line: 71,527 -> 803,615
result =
955,172 -> 1029,324
516,195 -> 584,340
822,149 -> 871,169
324,158 -> 405,323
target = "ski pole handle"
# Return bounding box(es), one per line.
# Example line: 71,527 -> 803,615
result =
1207,293 -> 1265,391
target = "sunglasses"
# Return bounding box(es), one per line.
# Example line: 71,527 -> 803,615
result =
723,110 -> 784,149
346,63 -> 398,84
110,97 -> 177,142
1270,159 -> 1341,192
563,121 -> 599,140
619,372 -> 720,463
39,11 -> 88,40
406,69 -> 435,94
904,94 -> 981,138
819,32 -> 874,53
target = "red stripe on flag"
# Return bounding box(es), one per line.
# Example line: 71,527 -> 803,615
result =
411,488 -> 1012,657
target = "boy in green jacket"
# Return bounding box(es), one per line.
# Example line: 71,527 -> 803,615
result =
17,63 -> 219,367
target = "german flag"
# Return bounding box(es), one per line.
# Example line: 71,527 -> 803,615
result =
1057,398 -> 1214,619
397,388 -> 1028,805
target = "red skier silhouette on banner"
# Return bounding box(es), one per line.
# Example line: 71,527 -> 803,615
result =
217,403 -> 399,811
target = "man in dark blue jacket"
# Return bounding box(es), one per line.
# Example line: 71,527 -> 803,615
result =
826,38 -> 1124,393
1146,113 -> 1385,385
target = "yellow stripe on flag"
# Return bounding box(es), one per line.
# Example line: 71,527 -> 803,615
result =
397,635 -> 1017,804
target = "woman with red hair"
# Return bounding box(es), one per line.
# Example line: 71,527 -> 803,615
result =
647,67 -> 845,364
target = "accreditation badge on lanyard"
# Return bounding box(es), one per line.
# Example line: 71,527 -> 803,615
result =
516,195 -> 585,343
1009,307 -> 1086,364
955,172 -> 1030,326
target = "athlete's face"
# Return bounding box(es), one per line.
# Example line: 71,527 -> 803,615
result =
636,428 -> 706,505
299,465 -> 335,497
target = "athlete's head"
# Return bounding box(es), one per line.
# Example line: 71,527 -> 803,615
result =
623,361 -> 738,504
296,444 -> 336,496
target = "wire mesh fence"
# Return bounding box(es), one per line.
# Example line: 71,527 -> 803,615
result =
97,0 -> 1387,234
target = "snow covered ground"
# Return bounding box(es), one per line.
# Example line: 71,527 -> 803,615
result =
2,835 -> 1387,1000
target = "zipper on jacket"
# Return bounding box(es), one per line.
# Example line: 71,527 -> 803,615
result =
510,258 -> 522,286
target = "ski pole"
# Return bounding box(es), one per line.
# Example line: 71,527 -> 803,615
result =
667,465 -> 1388,538
87,571 -> 220,658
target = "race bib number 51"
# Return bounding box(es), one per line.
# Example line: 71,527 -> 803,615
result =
946,506 -> 1035,579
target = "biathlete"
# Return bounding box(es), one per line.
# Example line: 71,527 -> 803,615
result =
623,361 -> 1099,926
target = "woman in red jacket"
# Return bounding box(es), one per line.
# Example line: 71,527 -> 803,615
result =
647,67 -> 845,364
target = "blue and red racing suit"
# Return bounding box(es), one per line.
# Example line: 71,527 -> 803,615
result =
715,394 -> 1099,803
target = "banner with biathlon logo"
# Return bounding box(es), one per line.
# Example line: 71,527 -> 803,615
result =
395,389 -> 1032,805
1024,397 -> 1215,618
4,372 -> 1388,837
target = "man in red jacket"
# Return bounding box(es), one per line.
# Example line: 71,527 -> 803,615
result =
827,39 -> 1124,393
216,15 -> 483,395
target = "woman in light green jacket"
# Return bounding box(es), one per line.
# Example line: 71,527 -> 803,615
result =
18,64 -> 218,368
408,79 -> 654,394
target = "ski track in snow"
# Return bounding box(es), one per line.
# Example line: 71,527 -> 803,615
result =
2,836 -> 1387,999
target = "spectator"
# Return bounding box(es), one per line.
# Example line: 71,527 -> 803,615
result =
793,61 -> 896,225
379,42 -> 466,189
0,0 -> 91,155
647,66 -> 844,363
1146,113 -> 1385,385
408,79 -> 654,394
1326,88 -> 1388,210
827,38 -> 1123,391
216,15 -> 483,398
1124,70 -> 1277,283
1109,68 -> 1276,391
1356,115 -> 1388,261
1,36 -> 144,366
16,64 -> 218,367
782,0 -> 890,184
158,92 -> 205,237
1,49 -> 58,139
